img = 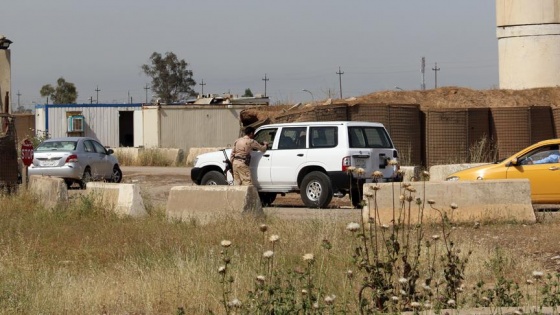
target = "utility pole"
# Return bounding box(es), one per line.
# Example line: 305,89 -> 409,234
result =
89,96 -> 93,104
144,84 -> 150,104
16,90 -> 21,108
336,66 -> 344,99
95,85 -> 101,104
199,79 -> 206,96
262,74 -> 269,97
421,57 -> 426,91
432,63 -> 440,89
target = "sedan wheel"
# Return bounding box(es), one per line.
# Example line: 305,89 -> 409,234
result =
79,168 -> 92,189
111,166 -> 123,183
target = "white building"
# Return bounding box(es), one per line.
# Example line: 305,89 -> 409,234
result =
35,103 -> 261,153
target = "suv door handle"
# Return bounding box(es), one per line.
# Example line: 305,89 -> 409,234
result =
263,154 -> 270,157
297,154 -> 304,157
549,166 -> 559,171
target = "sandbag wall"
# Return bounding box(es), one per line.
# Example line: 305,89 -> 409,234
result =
490,106 -> 555,160
273,104 -> 349,123
348,104 -> 423,166
248,103 -> 557,167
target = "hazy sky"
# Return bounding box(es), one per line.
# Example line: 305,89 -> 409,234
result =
3,0 -> 498,107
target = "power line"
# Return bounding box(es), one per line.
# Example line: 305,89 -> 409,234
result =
262,74 -> 269,97
199,79 -> 206,95
144,84 -> 150,104
336,66 -> 344,99
432,62 -> 441,88
421,57 -> 426,91
95,85 -> 101,104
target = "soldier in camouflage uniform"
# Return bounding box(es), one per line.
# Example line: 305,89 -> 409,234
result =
230,126 -> 268,185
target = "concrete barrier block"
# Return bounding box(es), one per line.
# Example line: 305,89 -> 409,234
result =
166,185 -> 263,224
362,179 -> 536,224
429,163 -> 489,181
29,175 -> 68,209
186,147 -> 226,166
400,166 -> 422,181
86,182 -> 147,217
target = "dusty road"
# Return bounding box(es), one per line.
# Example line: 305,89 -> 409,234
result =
119,166 -> 362,221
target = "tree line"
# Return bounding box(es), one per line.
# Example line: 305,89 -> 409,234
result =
39,52 -> 254,105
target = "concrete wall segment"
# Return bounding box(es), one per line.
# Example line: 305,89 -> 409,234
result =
166,185 -> 263,225
86,182 -> 147,217
28,175 -> 68,209
362,179 -> 536,224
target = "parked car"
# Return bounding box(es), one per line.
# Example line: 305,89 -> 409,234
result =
191,121 -> 402,208
446,139 -> 560,203
28,137 -> 122,188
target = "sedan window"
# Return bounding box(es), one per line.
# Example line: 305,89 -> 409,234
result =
92,141 -> 108,154
37,141 -> 77,151
83,140 -> 95,153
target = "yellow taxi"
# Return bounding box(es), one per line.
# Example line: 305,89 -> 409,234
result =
446,139 -> 560,203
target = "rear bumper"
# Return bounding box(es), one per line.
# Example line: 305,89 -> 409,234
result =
327,171 -> 401,192
28,164 -> 83,180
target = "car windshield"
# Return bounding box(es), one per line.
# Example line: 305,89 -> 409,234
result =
36,141 -> 77,151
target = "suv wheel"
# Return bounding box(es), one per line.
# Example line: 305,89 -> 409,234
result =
300,171 -> 333,208
351,179 -> 364,208
201,171 -> 228,185
259,192 -> 277,207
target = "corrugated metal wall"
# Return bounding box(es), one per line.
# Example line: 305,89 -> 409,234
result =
41,104 -> 141,148
157,106 -> 243,152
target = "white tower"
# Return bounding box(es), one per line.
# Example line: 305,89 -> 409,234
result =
497,0 -> 560,89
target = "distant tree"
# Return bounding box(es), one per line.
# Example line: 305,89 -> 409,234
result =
141,52 -> 197,104
40,77 -> 78,104
243,88 -> 254,97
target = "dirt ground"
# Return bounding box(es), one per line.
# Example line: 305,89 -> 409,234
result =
119,166 -> 351,208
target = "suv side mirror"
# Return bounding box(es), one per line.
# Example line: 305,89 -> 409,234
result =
107,148 -> 114,155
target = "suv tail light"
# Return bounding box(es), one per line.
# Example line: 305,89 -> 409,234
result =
65,154 -> 78,163
341,156 -> 351,171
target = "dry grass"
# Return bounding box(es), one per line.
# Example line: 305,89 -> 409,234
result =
115,148 -> 174,167
0,191 -> 556,314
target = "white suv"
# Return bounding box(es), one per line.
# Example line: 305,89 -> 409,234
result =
191,121 -> 401,208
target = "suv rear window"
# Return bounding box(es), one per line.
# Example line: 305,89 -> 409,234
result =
348,126 -> 392,148
310,127 -> 338,148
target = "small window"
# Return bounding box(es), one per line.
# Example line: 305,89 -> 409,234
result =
349,127 -> 392,148
278,127 -> 306,150
83,140 -> 95,153
254,128 -> 277,148
92,141 -> 107,154
310,127 -> 338,148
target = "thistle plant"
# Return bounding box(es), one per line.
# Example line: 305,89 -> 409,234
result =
218,224 -> 340,314
352,170 -> 472,313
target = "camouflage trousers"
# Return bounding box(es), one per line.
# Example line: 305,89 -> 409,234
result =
232,160 -> 253,185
